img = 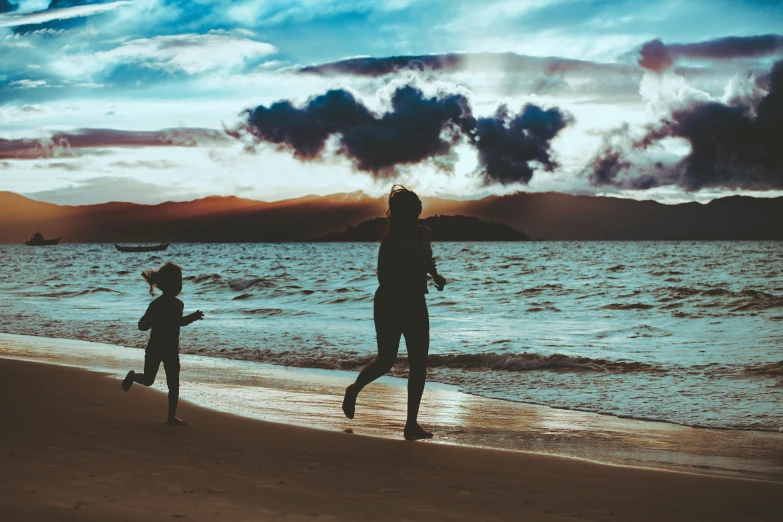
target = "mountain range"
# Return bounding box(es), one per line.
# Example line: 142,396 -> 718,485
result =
1,191 -> 782,243
315,215 -> 531,241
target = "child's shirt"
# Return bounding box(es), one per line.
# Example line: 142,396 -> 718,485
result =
139,294 -> 184,354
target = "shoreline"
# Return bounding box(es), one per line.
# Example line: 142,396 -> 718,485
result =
1,356 -> 782,521
3,330 -> 781,435
1,332 -> 782,482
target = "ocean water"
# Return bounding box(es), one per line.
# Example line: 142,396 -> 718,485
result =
0,241 -> 781,432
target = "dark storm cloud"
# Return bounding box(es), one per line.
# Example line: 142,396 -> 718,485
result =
638,35 -> 783,72
474,105 -> 570,185
1,0 -> 18,14
300,52 -> 645,101
234,89 -> 375,160
300,54 -> 464,77
301,52 -> 630,77
339,86 -> 475,173
235,85 -> 571,185
588,151 -> 631,187
671,34 -> 783,60
0,128 -> 229,159
587,60 -> 783,191
586,146 -> 673,190
637,39 -> 673,73
234,86 -> 474,176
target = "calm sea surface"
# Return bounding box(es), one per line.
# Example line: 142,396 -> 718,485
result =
0,242 -> 781,431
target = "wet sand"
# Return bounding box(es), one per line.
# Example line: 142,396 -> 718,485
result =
1,357 -> 781,521
2,333 -> 782,482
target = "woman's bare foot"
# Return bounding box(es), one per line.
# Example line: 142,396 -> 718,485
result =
122,371 -> 135,392
404,423 -> 433,441
167,417 -> 186,426
342,384 -> 358,419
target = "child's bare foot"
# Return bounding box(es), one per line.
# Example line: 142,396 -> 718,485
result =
342,384 -> 358,419
404,423 -> 433,441
167,417 -> 186,426
122,371 -> 135,392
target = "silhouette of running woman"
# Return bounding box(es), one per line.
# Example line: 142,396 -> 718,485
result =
343,185 -> 447,440
122,262 -> 204,425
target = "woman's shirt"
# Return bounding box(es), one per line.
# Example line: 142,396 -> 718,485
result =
139,294 -> 184,354
377,225 -> 433,296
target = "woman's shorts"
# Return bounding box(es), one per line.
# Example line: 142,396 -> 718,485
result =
374,287 -> 429,341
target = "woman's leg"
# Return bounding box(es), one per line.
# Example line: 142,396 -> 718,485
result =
343,293 -> 403,418
343,334 -> 400,419
404,333 -> 430,428
354,334 -> 401,391
403,298 -> 432,440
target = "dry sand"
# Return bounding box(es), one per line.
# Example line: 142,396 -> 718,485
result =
1,358 -> 781,521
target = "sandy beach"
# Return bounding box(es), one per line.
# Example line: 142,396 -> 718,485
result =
1,357 -> 781,521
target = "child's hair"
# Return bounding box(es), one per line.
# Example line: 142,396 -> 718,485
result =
384,184 -> 422,236
142,262 -> 182,296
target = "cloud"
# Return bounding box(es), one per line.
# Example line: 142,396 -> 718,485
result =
0,127 -> 230,159
1,0 -> 18,14
9,79 -> 47,88
233,86 -> 473,176
77,31 -> 277,76
233,84 -> 570,185
638,35 -> 783,72
48,1 -> 112,7
584,124 -> 675,190
32,161 -> 82,171
300,51 -> 634,79
586,59 -> 783,191
475,104 -> 570,185
108,159 -> 178,169
24,175 -> 202,205
637,39 -> 673,73
299,51 -> 647,101
300,54 -> 465,77
0,0 -> 128,27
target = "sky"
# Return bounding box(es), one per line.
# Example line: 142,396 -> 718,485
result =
1,0 -> 782,205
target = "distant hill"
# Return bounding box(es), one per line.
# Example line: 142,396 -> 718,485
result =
314,215 -> 530,241
1,191 -> 781,243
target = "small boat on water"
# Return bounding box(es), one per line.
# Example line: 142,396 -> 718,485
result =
115,242 -> 170,253
25,231 -> 61,246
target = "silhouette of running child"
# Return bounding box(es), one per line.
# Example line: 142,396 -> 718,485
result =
343,185 -> 447,440
122,262 -> 203,425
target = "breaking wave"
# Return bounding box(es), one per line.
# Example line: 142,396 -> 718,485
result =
38,287 -> 122,298
743,361 -> 783,378
181,347 -> 663,374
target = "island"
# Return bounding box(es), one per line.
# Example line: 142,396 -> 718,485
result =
313,214 -> 530,242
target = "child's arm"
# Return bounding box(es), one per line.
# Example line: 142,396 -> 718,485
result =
138,302 -> 155,331
180,310 -> 204,326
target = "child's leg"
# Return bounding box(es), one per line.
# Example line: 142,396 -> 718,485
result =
163,356 -> 184,425
122,353 -> 160,391
133,353 -> 162,386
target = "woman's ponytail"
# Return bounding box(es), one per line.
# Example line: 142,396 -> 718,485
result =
141,262 -> 182,296
141,269 -> 158,296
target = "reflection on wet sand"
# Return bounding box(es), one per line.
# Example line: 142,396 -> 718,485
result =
1,333 -> 781,482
